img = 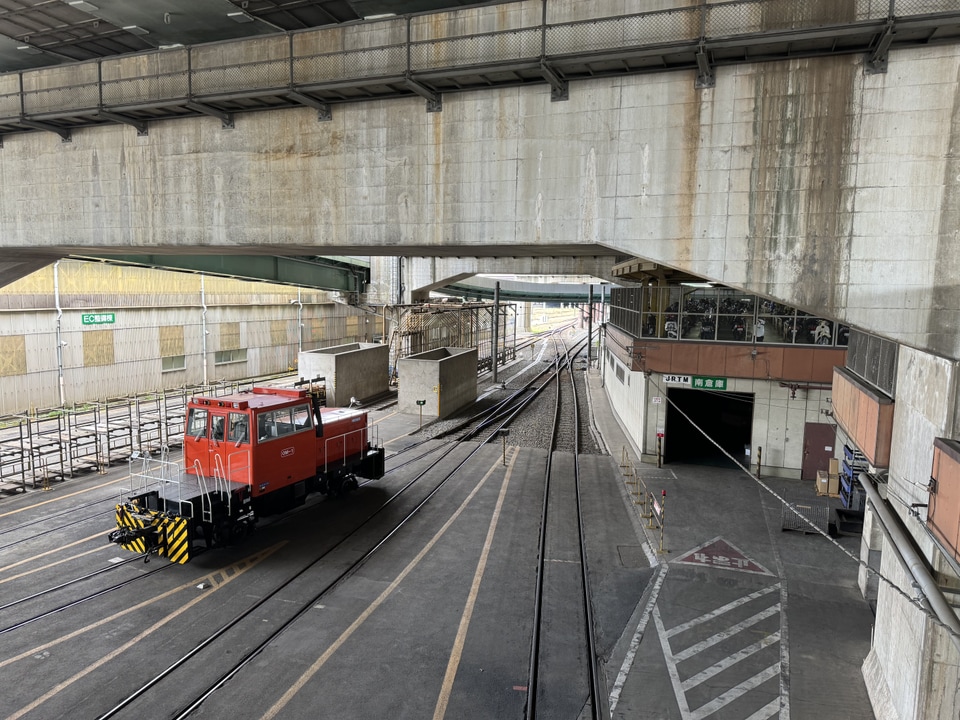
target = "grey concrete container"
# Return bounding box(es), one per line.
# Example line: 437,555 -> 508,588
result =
398,347 -> 477,420
299,342 -> 389,407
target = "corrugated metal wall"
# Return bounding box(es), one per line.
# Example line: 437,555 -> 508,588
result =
0,260 -> 373,414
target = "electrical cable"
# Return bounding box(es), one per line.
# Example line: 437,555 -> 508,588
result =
648,374 -> 960,642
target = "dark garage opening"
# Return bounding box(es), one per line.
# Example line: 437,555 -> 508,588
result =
664,389 -> 755,468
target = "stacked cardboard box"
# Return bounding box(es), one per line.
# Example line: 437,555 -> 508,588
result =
816,459 -> 841,497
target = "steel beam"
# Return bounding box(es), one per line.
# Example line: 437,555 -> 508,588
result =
18,118 -> 71,141
80,254 -> 366,292
97,111 -> 148,135
403,75 -> 442,112
540,61 -> 568,101
184,101 -> 235,128
866,20 -> 896,74
286,91 -> 332,121
695,43 -> 715,88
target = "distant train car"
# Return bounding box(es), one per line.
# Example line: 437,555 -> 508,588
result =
108,385 -> 385,563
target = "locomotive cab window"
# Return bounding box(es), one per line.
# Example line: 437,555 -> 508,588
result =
228,413 -> 249,444
211,414 -> 225,442
187,408 -> 208,439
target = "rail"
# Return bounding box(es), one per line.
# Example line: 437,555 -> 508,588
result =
1,0 -> 958,135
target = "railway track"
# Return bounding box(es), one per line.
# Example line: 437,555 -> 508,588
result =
526,334 -> 603,719
96,430 -> 519,718
0,329 -> 609,719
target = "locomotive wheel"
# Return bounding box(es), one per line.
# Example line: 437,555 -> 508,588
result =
231,521 -> 250,542
211,519 -> 232,548
344,476 -> 359,493
327,478 -> 341,499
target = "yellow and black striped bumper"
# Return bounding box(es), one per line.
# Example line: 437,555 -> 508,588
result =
112,504 -> 191,564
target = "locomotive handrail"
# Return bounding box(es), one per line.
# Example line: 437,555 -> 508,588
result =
322,425 -> 368,475
211,453 -> 231,521
194,459 -> 214,525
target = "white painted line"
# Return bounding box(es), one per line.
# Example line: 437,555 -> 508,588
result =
777,581 -> 791,720
689,663 -> 781,720
672,604 -> 781,662
681,632 -> 781,691
642,541 -> 658,566
608,563 -> 669,714
744,698 -> 782,720
666,584 -> 780,638
654,605 -> 693,720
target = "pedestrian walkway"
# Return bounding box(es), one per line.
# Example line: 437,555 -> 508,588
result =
583,367 -> 876,720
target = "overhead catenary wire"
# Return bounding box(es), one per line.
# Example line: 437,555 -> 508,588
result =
648,375 -> 960,644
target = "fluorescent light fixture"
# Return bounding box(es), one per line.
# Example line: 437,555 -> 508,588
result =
158,43 -> 184,49
227,11 -> 254,23
123,25 -> 149,35
680,282 -> 716,288
363,13 -> 396,20
16,45 -> 42,54
68,0 -> 100,11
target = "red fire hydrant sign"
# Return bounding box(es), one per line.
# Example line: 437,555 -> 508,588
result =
672,537 -> 773,576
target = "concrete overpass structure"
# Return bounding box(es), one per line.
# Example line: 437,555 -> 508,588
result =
2,1 -> 960,718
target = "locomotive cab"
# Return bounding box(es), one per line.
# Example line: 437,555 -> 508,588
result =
110,384 -> 385,563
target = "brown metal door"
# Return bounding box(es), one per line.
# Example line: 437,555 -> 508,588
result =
801,422 -> 836,481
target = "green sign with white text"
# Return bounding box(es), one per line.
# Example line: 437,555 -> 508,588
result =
81,312 -> 116,325
692,375 -> 727,390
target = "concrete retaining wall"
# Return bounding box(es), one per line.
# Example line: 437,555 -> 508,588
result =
298,342 -> 388,407
398,347 -> 477,419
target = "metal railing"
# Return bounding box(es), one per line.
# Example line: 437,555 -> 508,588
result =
1,0 -> 956,125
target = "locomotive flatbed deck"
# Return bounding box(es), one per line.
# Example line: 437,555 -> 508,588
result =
153,473 -> 248,505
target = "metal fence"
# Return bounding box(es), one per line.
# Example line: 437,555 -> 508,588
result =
2,0 -> 955,122
0,375 -> 290,494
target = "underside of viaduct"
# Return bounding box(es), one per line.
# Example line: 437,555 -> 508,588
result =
1,40 -> 959,358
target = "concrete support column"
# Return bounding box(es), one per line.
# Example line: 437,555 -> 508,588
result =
587,284 -> 594,365
859,500 -> 884,604
492,281 -> 500,383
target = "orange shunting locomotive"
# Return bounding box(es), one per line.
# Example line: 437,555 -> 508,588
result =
108,385 -> 385,563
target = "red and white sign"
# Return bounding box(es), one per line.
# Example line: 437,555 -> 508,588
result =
281,447 -> 295,457
672,537 -> 772,576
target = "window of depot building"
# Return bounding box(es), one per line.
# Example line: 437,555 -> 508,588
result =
162,355 -> 186,372
215,348 -> 248,365
611,286 -> 849,347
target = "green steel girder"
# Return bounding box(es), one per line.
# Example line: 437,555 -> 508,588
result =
84,254 -> 367,292
445,283 -> 595,304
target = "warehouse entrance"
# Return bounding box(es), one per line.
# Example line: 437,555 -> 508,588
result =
664,389 -> 755,468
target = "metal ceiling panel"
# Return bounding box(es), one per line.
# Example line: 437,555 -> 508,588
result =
0,31 -> 61,69
2,0 -> 154,60
90,0 -> 279,46
239,0 -> 359,30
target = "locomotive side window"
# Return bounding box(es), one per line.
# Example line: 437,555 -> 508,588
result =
256,404 -> 312,443
228,412 -> 249,444
293,404 -> 312,430
187,408 -> 208,438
